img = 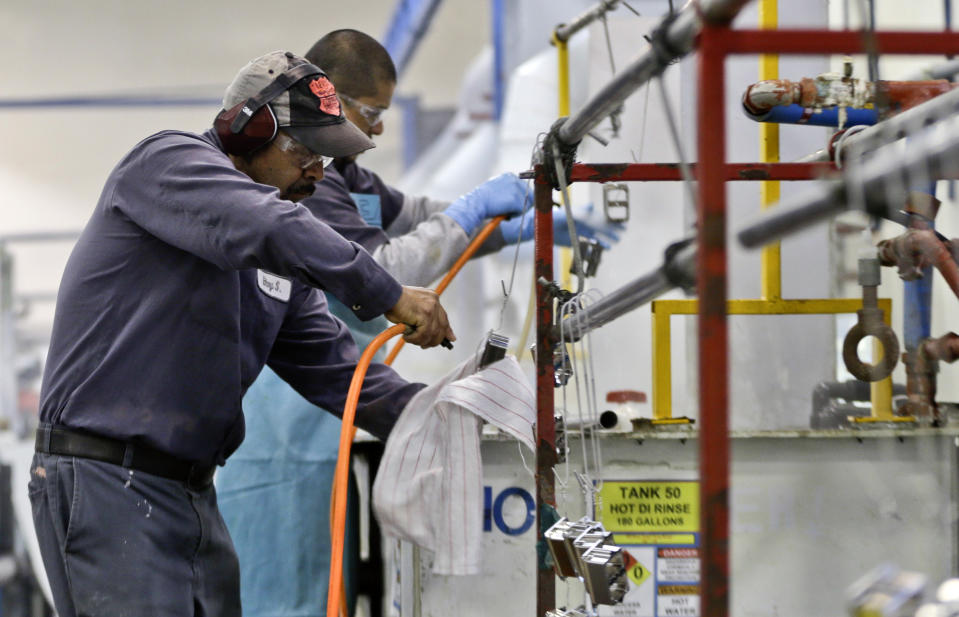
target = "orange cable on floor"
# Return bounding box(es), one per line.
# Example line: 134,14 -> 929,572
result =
327,215 -> 506,617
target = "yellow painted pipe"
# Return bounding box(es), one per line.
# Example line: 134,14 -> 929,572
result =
651,298 -> 895,420
759,0 -> 781,302
552,30 -> 574,289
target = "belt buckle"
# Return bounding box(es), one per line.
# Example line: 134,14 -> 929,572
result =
186,464 -> 214,489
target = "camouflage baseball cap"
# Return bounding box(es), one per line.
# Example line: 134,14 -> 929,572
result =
222,50 -> 374,157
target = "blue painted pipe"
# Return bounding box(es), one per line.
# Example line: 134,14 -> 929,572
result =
0,96 -> 220,108
904,182 -> 938,351
744,103 -> 878,127
491,0 -> 505,121
381,0 -> 444,77
903,264 -> 933,350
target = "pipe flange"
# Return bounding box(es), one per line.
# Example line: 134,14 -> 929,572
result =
842,320 -> 900,382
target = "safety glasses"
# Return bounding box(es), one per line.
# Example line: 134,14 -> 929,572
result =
275,133 -> 334,169
339,93 -> 386,127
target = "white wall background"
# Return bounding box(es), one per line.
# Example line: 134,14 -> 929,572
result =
0,0 -> 490,344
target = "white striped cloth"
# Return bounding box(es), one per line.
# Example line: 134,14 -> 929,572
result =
372,350 -> 535,575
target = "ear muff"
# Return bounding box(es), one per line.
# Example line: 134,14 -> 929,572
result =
214,57 -> 325,156
215,102 -> 278,155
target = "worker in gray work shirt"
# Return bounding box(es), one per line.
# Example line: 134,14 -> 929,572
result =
25,50 -> 493,617
217,30 -> 622,617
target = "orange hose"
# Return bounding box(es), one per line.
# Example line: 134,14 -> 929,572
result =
327,324 -> 405,617
327,215 -> 506,617
384,215 -> 507,365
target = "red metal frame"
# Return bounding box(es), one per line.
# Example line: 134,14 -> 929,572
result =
534,178 -> 557,617
532,22 -> 959,617
570,161 -> 836,182
697,25 -> 730,617
722,29 -> 959,55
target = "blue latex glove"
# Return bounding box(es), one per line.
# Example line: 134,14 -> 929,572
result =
443,173 -> 533,235
500,204 -> 624,249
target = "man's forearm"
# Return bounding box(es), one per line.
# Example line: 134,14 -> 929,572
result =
372,213 -> 470,286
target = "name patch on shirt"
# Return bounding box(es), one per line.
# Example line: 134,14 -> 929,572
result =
257,270 -> 291,302
350,192 -> 383,228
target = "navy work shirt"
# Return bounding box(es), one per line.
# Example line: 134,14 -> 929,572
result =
39,129 -> 423,467
300,160 -> 405,253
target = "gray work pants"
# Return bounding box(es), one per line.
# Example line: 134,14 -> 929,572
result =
28,453 -> 242,616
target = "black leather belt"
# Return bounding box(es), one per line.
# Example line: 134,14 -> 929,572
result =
35,424 -> 215,489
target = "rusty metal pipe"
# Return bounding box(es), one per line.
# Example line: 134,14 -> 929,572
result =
556,0 -> 752,146
902,346 -> 938,423
877,229 -> 959,302
743,77 -> 956,116
901,333 -> 959,425
922,332 -> 959,363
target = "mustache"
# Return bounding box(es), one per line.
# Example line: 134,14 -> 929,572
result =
284,182 -> 316,198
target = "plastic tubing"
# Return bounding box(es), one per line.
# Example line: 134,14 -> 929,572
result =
327,215 -> 506,617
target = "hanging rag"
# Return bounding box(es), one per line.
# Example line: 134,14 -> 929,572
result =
372,348 -> 535,575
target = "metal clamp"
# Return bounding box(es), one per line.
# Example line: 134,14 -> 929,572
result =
553,343 -> 573,387
572,238 -> 605,279
480,330 -> 510,368
602,183 -> 630,223
554,414 -> 568,464
581,544 -> 628,605
544,518 -> 581,578
544,517 -> 627,606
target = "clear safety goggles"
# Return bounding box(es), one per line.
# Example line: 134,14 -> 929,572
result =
339,93 -> 387,127
275,133 -> 334,169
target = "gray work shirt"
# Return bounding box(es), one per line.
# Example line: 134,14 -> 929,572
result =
302,160 -> 505,288
39,129 -> 421,466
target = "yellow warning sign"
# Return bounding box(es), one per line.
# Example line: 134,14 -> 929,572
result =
621,550 -> 652,587
627,560 -> 652,586
597,481 -> 699,533
659,584 -> 699,595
